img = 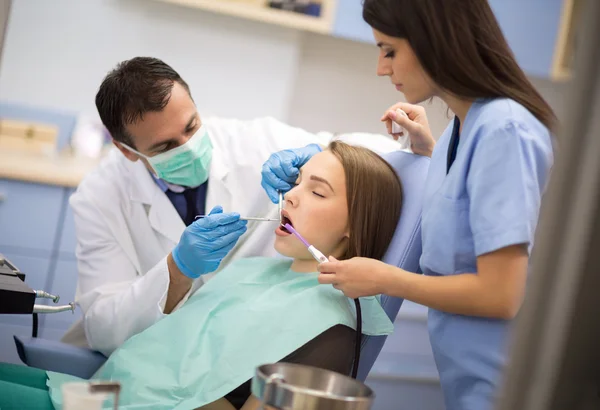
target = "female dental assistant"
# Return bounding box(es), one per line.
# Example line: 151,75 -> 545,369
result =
260,0 -> 555,409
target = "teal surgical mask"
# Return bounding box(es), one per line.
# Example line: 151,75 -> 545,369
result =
122,125 -> 213,187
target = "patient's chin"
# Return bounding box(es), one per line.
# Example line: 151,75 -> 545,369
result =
274,239 -> 296,258
274,237 -> 308,259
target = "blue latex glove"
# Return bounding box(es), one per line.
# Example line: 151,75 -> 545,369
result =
172,206 -> 248,279
261,143 -> 322,203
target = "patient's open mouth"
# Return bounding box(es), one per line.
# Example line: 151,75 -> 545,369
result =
281,218 -> 292,233
278,210 -> 293,235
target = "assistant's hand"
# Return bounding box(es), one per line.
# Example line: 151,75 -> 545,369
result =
317,256 -> 390,299
261,143 -> 322,203
381,102 -> 436,157
171,205 -> 248,279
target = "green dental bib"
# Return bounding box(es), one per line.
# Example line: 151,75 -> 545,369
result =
48,257 -> 393,409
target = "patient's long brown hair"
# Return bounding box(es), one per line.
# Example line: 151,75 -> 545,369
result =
329,141 -> 403,261
363,0 -> 557,132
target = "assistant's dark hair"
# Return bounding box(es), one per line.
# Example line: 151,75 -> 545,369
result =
363,0 -> 557,131
95,57 -> 192,147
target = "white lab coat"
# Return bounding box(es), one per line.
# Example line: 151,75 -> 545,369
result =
61,117 -> 330,355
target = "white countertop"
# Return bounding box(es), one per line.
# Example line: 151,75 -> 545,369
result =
0,147 -> 104,187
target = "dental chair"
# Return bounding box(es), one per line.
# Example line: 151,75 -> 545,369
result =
14,150 -> 430,381
356,150 -> 429,381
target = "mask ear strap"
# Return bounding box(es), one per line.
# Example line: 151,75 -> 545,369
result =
120,141 -> 147,159
119,142 -> 160,177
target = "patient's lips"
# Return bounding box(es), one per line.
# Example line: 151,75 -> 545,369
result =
275,210 -> 293,237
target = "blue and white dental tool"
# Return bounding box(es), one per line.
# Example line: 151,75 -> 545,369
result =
283,223 -> 329,263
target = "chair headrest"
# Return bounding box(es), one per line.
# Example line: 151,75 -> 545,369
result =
356,151 -> 430,381
381,151 -> 430,273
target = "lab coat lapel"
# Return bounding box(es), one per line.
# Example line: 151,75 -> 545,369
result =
206,146 -> 232,214
128,159 -> 185,245
148,190 -> 186,244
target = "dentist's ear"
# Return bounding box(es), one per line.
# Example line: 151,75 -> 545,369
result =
113,140 -> 140,162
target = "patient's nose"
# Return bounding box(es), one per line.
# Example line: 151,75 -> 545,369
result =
284,190 -> 298,208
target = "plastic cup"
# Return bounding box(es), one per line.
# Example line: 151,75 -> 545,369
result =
61,382 -> 109,410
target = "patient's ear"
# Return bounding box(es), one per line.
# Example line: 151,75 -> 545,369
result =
343,223 -> 350,238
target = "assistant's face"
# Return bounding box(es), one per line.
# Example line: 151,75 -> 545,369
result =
374,29 -> 437,104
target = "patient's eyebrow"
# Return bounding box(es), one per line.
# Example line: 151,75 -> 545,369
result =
310,175 -> 334,193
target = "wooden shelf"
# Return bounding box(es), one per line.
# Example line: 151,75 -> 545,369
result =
155,0 -> 337,34
0,147 -> 105,188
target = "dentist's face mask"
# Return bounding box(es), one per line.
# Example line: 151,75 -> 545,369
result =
122,126 -> 213,187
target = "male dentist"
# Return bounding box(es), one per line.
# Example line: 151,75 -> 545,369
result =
61,57 -> 325,355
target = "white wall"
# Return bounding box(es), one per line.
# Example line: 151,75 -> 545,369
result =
0,0 -> 302,121
289,33 -> 572,139
0,0 -> 571,137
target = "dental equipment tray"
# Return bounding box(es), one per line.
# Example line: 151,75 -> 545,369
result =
0,253 -> 74,316
0,254 -> 35,314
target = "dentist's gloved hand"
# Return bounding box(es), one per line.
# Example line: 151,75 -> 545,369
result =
261,143 -> 322,203
171,206 -> 248,279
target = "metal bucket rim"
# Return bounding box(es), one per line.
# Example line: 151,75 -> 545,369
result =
256,364 -> 374,403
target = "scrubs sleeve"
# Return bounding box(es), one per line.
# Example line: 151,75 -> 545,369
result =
466,122 -> 550,256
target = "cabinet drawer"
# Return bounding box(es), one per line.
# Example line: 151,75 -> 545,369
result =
365,375 -> 444,410
332,0 -> 374,44
44,258 -> 81,329
0,179 -> 64,254
381,317 -> 432,358
0,323 -> 35,365
371,351 -> 439,382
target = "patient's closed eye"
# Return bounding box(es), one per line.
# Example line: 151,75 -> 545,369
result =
296,169 -> 334,196
309,175 -> 334,193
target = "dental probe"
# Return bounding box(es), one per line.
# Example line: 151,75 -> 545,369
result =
195,216 -> 279,222
279,191 -> 284,225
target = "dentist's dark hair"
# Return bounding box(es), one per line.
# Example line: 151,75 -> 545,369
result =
95,57 -> 192,148
329,141 -> 402,261
363,0 -> 557,132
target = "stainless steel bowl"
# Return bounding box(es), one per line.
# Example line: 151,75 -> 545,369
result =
251,363 -> 374,410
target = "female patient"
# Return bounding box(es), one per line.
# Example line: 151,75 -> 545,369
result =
0,141 -> 403,410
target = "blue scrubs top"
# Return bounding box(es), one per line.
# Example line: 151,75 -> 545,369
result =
420,98 -> 554,410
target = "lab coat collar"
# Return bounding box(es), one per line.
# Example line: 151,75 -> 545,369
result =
125,145 -> 231,244
125,158 -> 183,244
208,144 -> 228,182
203,143 -> 232,213
127,158 -> 160,205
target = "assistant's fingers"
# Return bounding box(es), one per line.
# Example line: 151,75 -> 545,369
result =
317,273 -> 337,285
317,261 -> 339,273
